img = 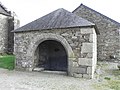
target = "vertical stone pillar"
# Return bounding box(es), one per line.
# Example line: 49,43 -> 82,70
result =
71,27 -> 97,79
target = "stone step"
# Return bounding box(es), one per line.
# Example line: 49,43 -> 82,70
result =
42,70 -> 67,75
33,67 -> 44,72
33,67 -> 67,75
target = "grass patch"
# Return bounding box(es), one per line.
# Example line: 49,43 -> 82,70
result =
0,55 -> 15,70
104,77 -> 111,80
93,82 -> 110,90
93,80 -> 120,90
93,61 -> 120,90
108,80 -> 120,90
112,70 -> 120,76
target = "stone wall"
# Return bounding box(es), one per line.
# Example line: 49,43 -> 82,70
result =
14,27 -> 97,78
0,14 -> 16,54
0,14 -> 8,53
73,5 -> 120,61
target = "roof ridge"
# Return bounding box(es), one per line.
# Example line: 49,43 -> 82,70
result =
73,3 -> 120,25
72,3 -> 82,13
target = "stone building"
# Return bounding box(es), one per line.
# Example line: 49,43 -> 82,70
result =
73,4 -> 120,61
13,8 -> 99,78
0,3 -> 19,53
12,4 -> 120,78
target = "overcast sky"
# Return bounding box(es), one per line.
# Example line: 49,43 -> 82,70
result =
1,0 -> 120,26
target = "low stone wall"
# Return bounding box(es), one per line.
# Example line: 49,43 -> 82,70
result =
14,27 -> 97,78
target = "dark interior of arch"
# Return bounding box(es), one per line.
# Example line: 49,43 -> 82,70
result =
35,40 -> 68,71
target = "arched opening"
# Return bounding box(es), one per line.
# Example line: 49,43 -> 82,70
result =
34,40 -> 68,72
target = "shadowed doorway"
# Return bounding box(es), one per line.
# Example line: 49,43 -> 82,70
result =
34,40 -> 68,72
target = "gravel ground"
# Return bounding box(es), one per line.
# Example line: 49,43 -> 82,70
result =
0,69 -> 96,90
0,61 -> 119,90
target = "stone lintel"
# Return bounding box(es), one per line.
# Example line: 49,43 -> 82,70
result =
81,28 -> 93,34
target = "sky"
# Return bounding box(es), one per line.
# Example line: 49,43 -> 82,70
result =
0,0 -> 120,26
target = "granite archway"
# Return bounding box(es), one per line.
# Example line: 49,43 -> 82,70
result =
29,33 -> 74,75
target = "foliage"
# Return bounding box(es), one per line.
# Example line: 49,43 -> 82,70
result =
104,77 -> 111,80
0,55 -> 15,70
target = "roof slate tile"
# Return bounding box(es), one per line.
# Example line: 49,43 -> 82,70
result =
13,8 -> 95,32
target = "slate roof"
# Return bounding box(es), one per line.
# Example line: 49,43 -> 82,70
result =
0,3 -> 10,16
73,4 -> 120,25
13,8 -> 98,33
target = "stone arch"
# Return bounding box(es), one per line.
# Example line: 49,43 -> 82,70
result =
32,33 -> 73,57
34,40 -> 68,71
29,33 -> 74,74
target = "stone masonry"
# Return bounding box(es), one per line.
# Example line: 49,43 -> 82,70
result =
0,14 -> 9,53
0,13 -> 17,54
73,4 -> 120,61
1,3 -> 120,79
0,3 -> 19,54
14,27 -> 97,79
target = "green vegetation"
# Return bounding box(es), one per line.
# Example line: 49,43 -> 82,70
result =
108,80 -> 120,90
93,79 -> 120,90
112,70 -> 120,77
104,77 -> 111,80
0,55 -> 15,70
93,61 -> 120,90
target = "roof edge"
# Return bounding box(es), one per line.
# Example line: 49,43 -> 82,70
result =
72,3 -> 83,13
0,12 -> 11,16
73,3 -> 120,25
0,2 -> 11,16
12,25 -> 97,33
